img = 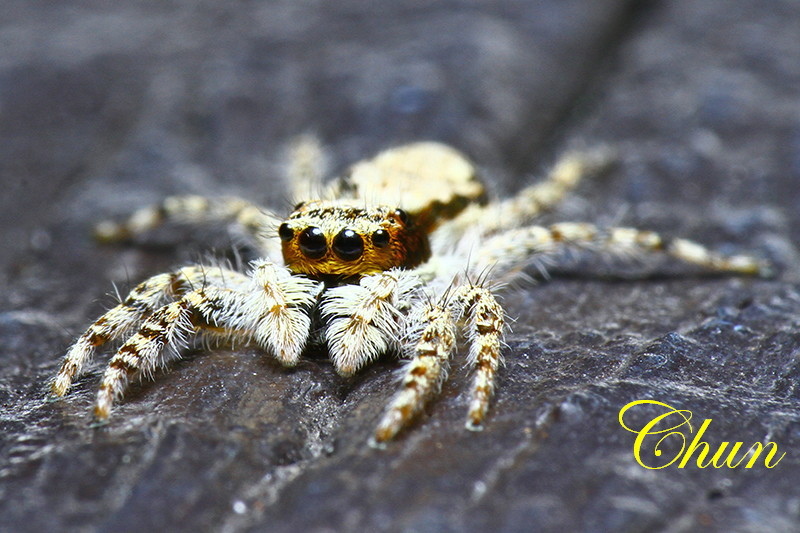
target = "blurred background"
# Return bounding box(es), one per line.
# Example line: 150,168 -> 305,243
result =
1,1 -> 799,531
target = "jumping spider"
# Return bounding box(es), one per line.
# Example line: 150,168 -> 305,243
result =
51,139 -> 769,445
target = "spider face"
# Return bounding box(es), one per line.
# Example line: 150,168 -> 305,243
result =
279,200 -> 431,279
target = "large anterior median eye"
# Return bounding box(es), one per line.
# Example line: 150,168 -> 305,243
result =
298,227 -> 327,258
332,229 -> 364,261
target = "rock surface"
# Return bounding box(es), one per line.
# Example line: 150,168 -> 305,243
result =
2,1 -> 799,531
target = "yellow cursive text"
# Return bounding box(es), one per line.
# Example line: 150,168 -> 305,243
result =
618,400 -> 785,469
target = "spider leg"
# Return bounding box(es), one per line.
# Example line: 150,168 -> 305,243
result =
371,280 -> 504,444
232,259 -> 322,366
436,146 -> 614,238
372,299 -> 456,446
452,284 -> 505,431
475,222 -> 771,280
94,195 -> 283,261
51,265 -> 248,396
321,269 -> 421,376
91,260 -> 318,419
93,286 -> 243,419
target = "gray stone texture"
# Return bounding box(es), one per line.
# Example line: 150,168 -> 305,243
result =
1,1 -> 799,531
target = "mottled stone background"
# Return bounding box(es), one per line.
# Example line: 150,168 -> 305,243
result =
2,1 -> 800,531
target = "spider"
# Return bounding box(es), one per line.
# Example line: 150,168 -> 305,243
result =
50,138 -> 769,446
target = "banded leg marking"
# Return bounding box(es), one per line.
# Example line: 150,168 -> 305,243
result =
453,285 -> 505,431
477,222 -> 770,279
51,266 -> 248,397
93,287 -> 238,419
440,147 -> 615,237
372,302 -> 456,445
94,195 -> 282,260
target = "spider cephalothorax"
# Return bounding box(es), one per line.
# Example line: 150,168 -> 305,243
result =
51,139 -> 769,445
279,201 -> 430,279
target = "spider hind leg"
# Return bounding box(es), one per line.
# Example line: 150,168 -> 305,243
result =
94,195 -> 283,261
476,222 -> 771,281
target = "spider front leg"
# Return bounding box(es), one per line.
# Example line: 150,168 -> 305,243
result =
371,282 -> 504,445
233,260 -> 323,366
92,260 -> 320,419
93,286 -> 242,418
321,269 -> 422,376
454,284 -> 505,431
371,300 -> 456,446
51,265 -> 249,397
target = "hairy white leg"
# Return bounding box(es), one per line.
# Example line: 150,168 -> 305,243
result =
51,265 -> 248,397
94,195 -> 283,261
232,259 -> 322,366
372,300 -> 456,446
321,269 -> 422,377
475,222 -> 771,280
371,282 -> 505,444
453,284 -> 505,431
94,286 -> 244,419
435,146 -> 615,239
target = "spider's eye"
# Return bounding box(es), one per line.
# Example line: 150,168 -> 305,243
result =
372,229 -> 390,248
394,209 -> 409,225
278,223 -> 294,242
298,227 -> 327,259
332,229 -> 364,261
